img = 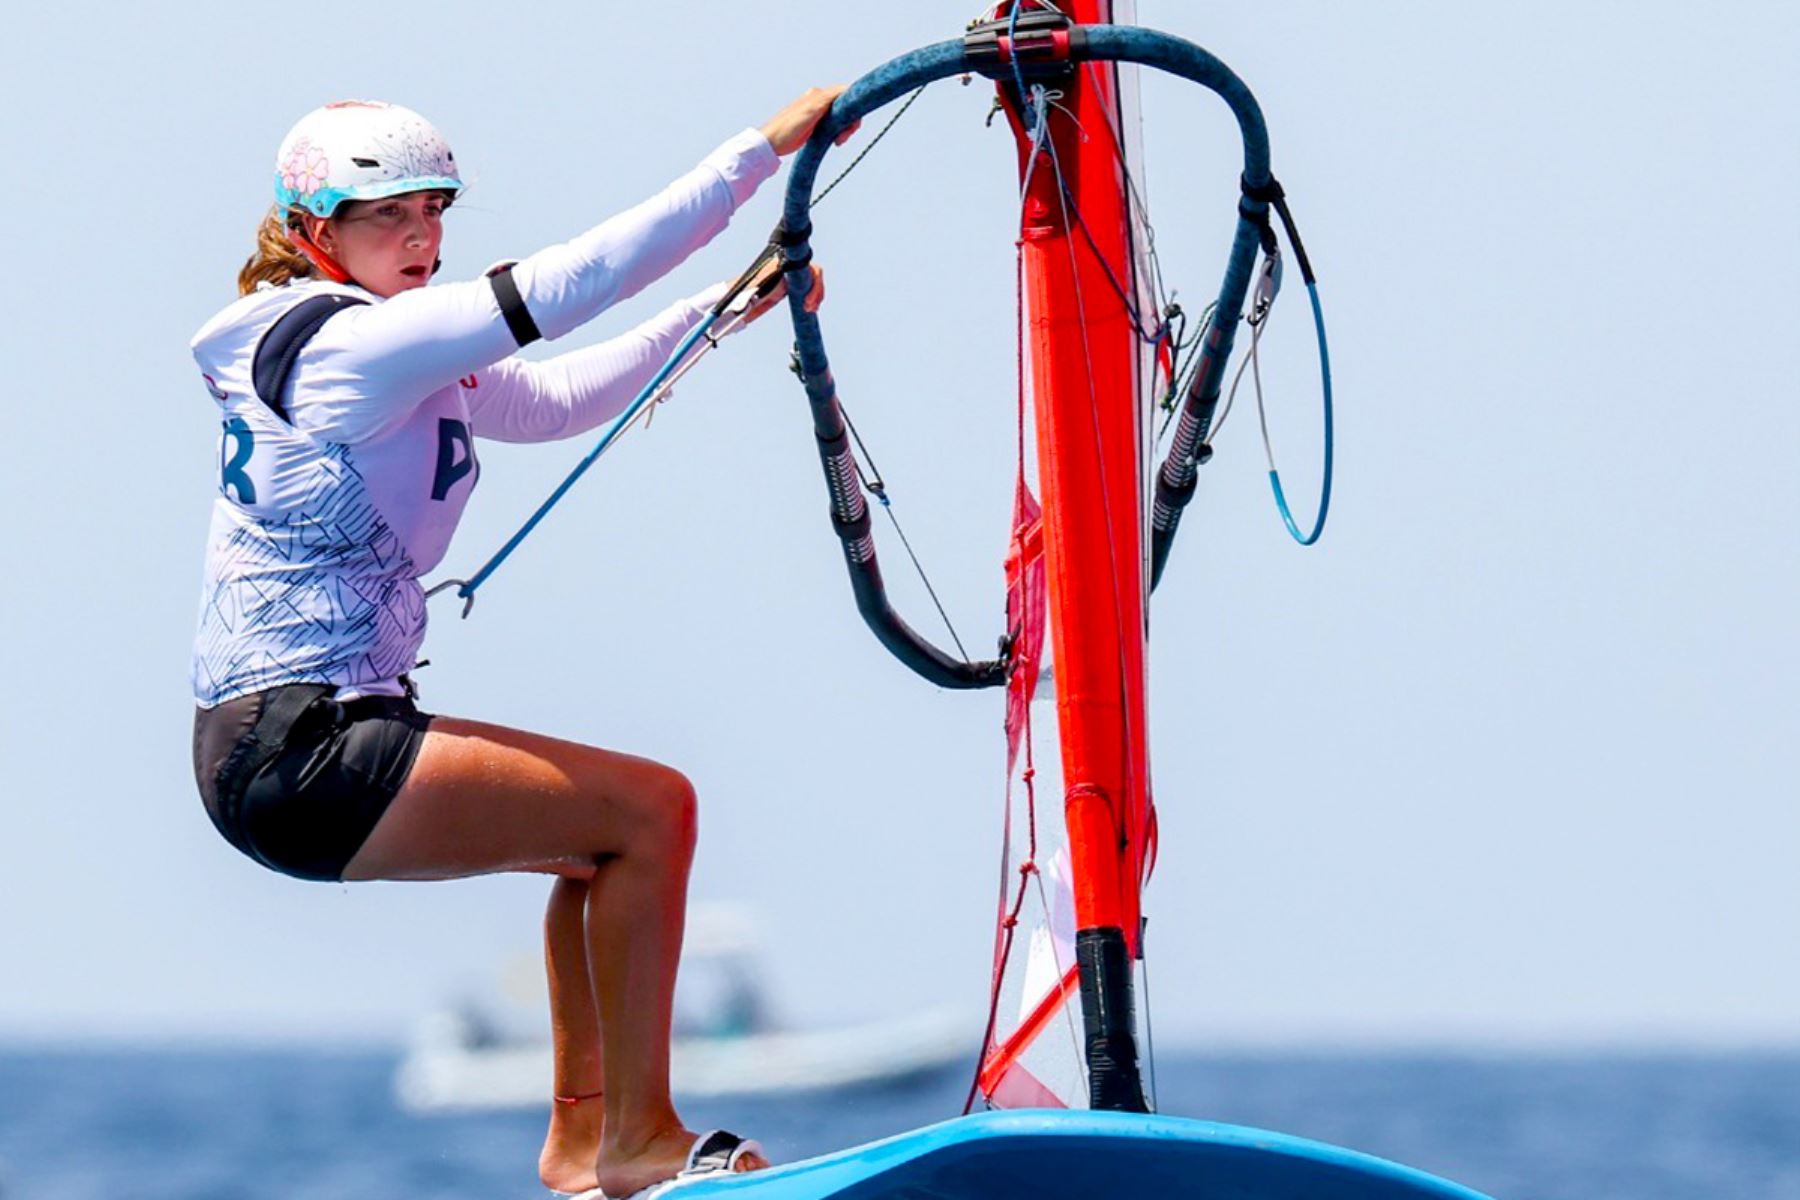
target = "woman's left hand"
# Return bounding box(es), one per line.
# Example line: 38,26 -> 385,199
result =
761,86 -> 860,156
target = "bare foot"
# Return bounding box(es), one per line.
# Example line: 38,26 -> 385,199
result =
539,1096 -> 605,1194
595,1124 -> 768,1197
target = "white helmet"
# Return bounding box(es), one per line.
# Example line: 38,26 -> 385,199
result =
274,100 -> 463,219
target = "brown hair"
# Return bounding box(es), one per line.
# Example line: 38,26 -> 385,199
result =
237,209 -> 315,296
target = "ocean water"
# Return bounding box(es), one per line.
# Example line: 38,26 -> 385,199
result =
0,1048 -> 1796,1199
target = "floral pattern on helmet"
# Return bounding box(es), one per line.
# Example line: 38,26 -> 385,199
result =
278,137 -> 329,198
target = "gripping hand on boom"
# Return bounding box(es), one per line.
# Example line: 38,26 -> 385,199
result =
731,86 -> 850,322
731,251 -> 826,327
761,85 -> 862,153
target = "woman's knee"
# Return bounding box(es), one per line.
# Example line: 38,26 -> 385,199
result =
650,766 -> 698,859
600,759 -> 695,860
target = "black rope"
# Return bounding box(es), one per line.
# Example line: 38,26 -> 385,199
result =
1270,195 -> 1317,285
1041,93 -> 1196,363
1059,174 -> 1168,345
806,82 -> 976,661
812,85 -> 929,208
1053,149 -> 1208,452
1075,80 -> 1179,336
839,402 -> 972,661
1159,300 -> 1215,424
1239,174 -> 1317,284
1034,97 -> 1163,346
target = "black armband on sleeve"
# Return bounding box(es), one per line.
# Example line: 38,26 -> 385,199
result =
488,262 -> 543,348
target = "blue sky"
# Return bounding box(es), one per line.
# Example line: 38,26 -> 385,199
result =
1,1 -> 1795,1048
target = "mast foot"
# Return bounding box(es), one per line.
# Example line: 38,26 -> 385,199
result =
1077,927 -> 1151,1113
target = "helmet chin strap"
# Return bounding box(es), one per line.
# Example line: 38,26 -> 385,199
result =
286,219 -> 356,286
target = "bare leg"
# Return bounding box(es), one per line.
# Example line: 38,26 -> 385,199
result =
342,717 -> 767,1194
540,876 -> 605,1192
586,795 -> 696,1196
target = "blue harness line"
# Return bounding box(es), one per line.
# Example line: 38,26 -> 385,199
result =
427,117 -> 918,619
1268,277 -> 1334,546
426,314 -> 720,617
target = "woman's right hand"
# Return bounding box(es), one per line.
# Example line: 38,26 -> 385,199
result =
735,257 -> 825,327
760,86 -> 860,156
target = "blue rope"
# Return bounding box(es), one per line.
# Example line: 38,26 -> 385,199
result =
1008,4 -> 1036,134
1266,279 -> 1332,545
434,315 -> 719,614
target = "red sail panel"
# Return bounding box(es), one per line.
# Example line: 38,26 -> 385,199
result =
979,962 -> 1080,1099
1003,480 -> 1046,780
987,1054 -> 1072,1110
978,464 -> 1087,1108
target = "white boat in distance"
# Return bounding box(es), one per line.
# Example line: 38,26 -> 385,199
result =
393,905 -> 971,1114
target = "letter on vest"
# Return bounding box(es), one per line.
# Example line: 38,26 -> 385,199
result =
221,417 -> 257,504
432,418 -> 475,501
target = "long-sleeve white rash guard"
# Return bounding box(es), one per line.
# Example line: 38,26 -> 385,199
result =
189,128 -> 778,708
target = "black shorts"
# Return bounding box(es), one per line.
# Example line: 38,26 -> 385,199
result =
192,685 -> 433,882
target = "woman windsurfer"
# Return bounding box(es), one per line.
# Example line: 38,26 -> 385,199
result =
189,90 -> 848,1197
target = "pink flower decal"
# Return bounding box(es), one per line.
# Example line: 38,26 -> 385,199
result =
280,137 -> 329,197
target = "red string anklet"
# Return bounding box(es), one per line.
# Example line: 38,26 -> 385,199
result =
554,1089 -> 603,1106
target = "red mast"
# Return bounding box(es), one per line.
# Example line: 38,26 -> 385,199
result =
1002,0 -> 1155,1110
